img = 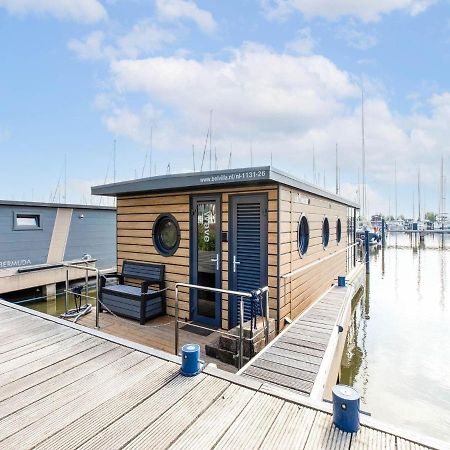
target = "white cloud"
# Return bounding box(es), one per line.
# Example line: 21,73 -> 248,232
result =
116,20 -> 176,58
68,21 -> 175,61
0,0 -> 107,23
285,27 -> 316,54
90,42 -> 450,216
103,108 -> 143,142
68,31 -> 110,60
337,22 -> 378,50
155,0 -> 217,33
110,43 -> 358,136
260,0 -> 436,22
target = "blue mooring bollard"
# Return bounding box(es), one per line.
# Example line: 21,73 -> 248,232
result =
338,276 -> 346,287
332,384 -> 360,433
180,343 -> 201,376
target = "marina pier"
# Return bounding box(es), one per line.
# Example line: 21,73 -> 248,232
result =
0,299 -> 447,450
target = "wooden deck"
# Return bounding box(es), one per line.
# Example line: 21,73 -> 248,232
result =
0,299 -> 446,450
240,264 -> 366,399
76,309 -> 237,373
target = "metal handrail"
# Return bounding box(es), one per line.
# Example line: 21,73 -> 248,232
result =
281,242 -> 360,321
174,282 -> 269,369
63,262 -> 101,328
281,242 -> 359,280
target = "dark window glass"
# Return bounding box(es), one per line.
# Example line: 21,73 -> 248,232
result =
14,213 -> 41,230
322,217 -> 330,248
336,218 -> 342,243
196,202 -> 217,318
298,215 -> 309,256
153,214 -> 180,256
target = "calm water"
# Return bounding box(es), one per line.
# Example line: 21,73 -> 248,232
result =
341,233 -> 450,442
22,290 -> 95,317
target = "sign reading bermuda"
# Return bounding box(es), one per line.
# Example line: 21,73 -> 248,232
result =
0,259 -> 32,268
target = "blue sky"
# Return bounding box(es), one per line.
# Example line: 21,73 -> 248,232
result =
0,0 -> 449,216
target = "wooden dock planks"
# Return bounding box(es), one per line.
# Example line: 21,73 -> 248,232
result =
0,300 -> 444,450
240,284 -> 349,396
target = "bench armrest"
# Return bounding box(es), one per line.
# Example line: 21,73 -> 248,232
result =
100,273 -> 119,289
141,280 -> 165,294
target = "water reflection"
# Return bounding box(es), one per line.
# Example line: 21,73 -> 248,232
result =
23,291 -> 93,317
340,232 -> 450,442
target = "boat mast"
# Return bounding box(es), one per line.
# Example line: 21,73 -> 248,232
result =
394,161 -> 397,220
335,143 -> 339,195
440,155 -> 446,227
113,139 -> 116,183
209,109 -> 213,171
64,153 -> 67,204
149,126 -> 153,177
417,168 -> 421,222
361,85 -> 367,219
357,168 -> 360,214
312,144 -> 316,184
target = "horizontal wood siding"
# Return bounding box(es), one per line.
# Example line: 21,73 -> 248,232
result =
278,185 -> 350,330
116,184 -> 278,330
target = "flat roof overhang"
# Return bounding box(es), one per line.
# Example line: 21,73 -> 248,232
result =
91,166 -> 359,208
0,200 -> 115,211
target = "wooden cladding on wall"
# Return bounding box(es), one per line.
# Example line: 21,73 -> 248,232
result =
278,185 -> 349,329
116,181 -> 353,333
116,184 -> 278,329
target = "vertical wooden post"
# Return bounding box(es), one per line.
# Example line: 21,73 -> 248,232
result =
65,269 -> 69,314
95,271 -> 100,329
175,285 -> 179,356
239,296 -> 244,369
381,218 -> 386,247
364,230 -> 370,274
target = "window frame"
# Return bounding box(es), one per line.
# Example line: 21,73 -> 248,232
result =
152,213 -> 181,257
297,214 -> 310,257
13,212 -> 42,231
322,216 -> 330,249
336,217 -> 342,244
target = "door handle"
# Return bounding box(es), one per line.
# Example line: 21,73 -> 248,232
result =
233,255 -> 240,273
210,253 -> 219,271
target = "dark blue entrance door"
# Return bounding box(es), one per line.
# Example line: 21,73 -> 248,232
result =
228,193 -> 268,328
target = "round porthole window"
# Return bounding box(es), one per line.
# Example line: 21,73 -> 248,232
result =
152,213 -> 180,256
298,215 -> 309,256
322,217 -> 330,248
336,218 -> 342,244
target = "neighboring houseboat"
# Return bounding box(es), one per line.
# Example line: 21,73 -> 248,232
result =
0,200 -> 116,298
92,166 -> 358,333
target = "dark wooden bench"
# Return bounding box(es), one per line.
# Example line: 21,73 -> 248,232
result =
99,261 -> 165,325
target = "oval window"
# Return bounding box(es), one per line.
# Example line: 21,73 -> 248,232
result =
298,215 -> 309,256
322,217 -> 330,248
153,213 -> 180,256
336,218 -> 342,243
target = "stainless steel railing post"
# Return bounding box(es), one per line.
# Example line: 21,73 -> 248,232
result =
264,289 -> 269,345
239,295 -> 244,370
175,285 -> 179,356
65,268 -> 69,314
95,271 -> 99,329
85,265 -> 89,306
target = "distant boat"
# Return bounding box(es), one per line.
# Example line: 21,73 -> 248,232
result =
357,219 -> 381,245
386,219 -> 405,231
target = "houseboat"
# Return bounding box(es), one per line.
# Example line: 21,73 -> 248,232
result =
0,200 -> 116,299
92,166 -> 359,334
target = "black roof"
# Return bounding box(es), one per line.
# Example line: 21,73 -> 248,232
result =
91,166 -> 359,208
0,200 -> 115,211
